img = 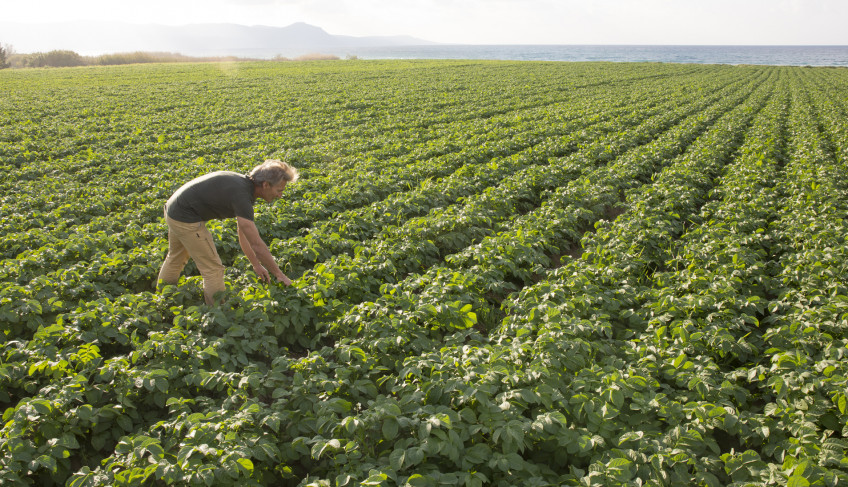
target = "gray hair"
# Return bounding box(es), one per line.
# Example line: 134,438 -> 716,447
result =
248,159 -> 299,186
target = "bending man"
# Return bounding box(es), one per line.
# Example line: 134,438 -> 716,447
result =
158,159 -> 297,305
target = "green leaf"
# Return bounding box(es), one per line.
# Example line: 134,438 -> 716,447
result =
627,375 -> 649,389
36,454 -> 57,472
251,440 -> 280,462
383,402 -> 402,416
507,452 -> 524,470
91,434 -> 107,451
406,447 -> 424,467
59,433 -> 80,449
311,440 -> 326,460
787,475 -> 811,487
549,411 -> 567,426
709,406 -> 727,418
609,458 -> 632,469
382,417 -> 399,441
312,439 -> 341,460
236,458 -> 254,474
519,389 -> 537,404
28,299 -> 43,314
390,448 -> 405,471
420,304 -> 438,316
361,472 -> 389,486
76,405 -> 93,422
68,467 -> 95,487
464,443 -> 491,465
146,442 -> 165,460
695,472 -> 722,487
405,474 -> 431,487
326,398 -> 353,414
723,413 -> 738,429
610,389 -> 625,409
50,446 -> 70,459
30,399 -> 53,416
116,415 -> 132,431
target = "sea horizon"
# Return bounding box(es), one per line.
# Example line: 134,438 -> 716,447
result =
332,44 -> 848,67
187,44 -> 848,67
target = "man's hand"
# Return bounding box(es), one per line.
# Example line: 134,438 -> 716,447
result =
253,264 -> 271,283
238,216 -> 288,285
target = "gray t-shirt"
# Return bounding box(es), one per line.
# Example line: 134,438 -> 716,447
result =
166,171 -> 256,223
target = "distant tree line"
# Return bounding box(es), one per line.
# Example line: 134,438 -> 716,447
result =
0,44 -> 345,69
0,46 -> 259,68
0,44 -> 11,69
18,50 -> 86,68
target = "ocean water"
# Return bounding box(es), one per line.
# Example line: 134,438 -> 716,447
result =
316,45 -> 848,67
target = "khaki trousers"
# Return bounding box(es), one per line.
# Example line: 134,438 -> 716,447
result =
158,211 -> 226,305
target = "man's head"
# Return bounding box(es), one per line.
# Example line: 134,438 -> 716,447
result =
249,159 -> 299,202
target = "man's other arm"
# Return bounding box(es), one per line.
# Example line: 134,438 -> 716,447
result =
237,216 -> 292,285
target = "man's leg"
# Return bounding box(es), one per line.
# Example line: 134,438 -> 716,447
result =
160,217 -> 226,305
191,225 -> 227,305
175,219 -> 226,305
158,218 -> 190,287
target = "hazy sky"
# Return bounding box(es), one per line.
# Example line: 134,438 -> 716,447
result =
4,0 -> 847,45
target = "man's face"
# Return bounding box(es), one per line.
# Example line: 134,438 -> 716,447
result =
262,180 -> 287,203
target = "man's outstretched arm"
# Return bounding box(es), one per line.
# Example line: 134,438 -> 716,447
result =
237,216 -> 292,285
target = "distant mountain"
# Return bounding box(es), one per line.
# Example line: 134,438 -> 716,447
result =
0,21 -> 437,57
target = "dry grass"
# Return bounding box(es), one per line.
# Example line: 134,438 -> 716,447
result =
92,51 -> 257,65
273,53 -> 341,61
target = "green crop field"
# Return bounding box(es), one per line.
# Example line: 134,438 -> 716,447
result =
1,60 -> 847,486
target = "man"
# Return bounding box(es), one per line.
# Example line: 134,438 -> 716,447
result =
157,159 -> 297,305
